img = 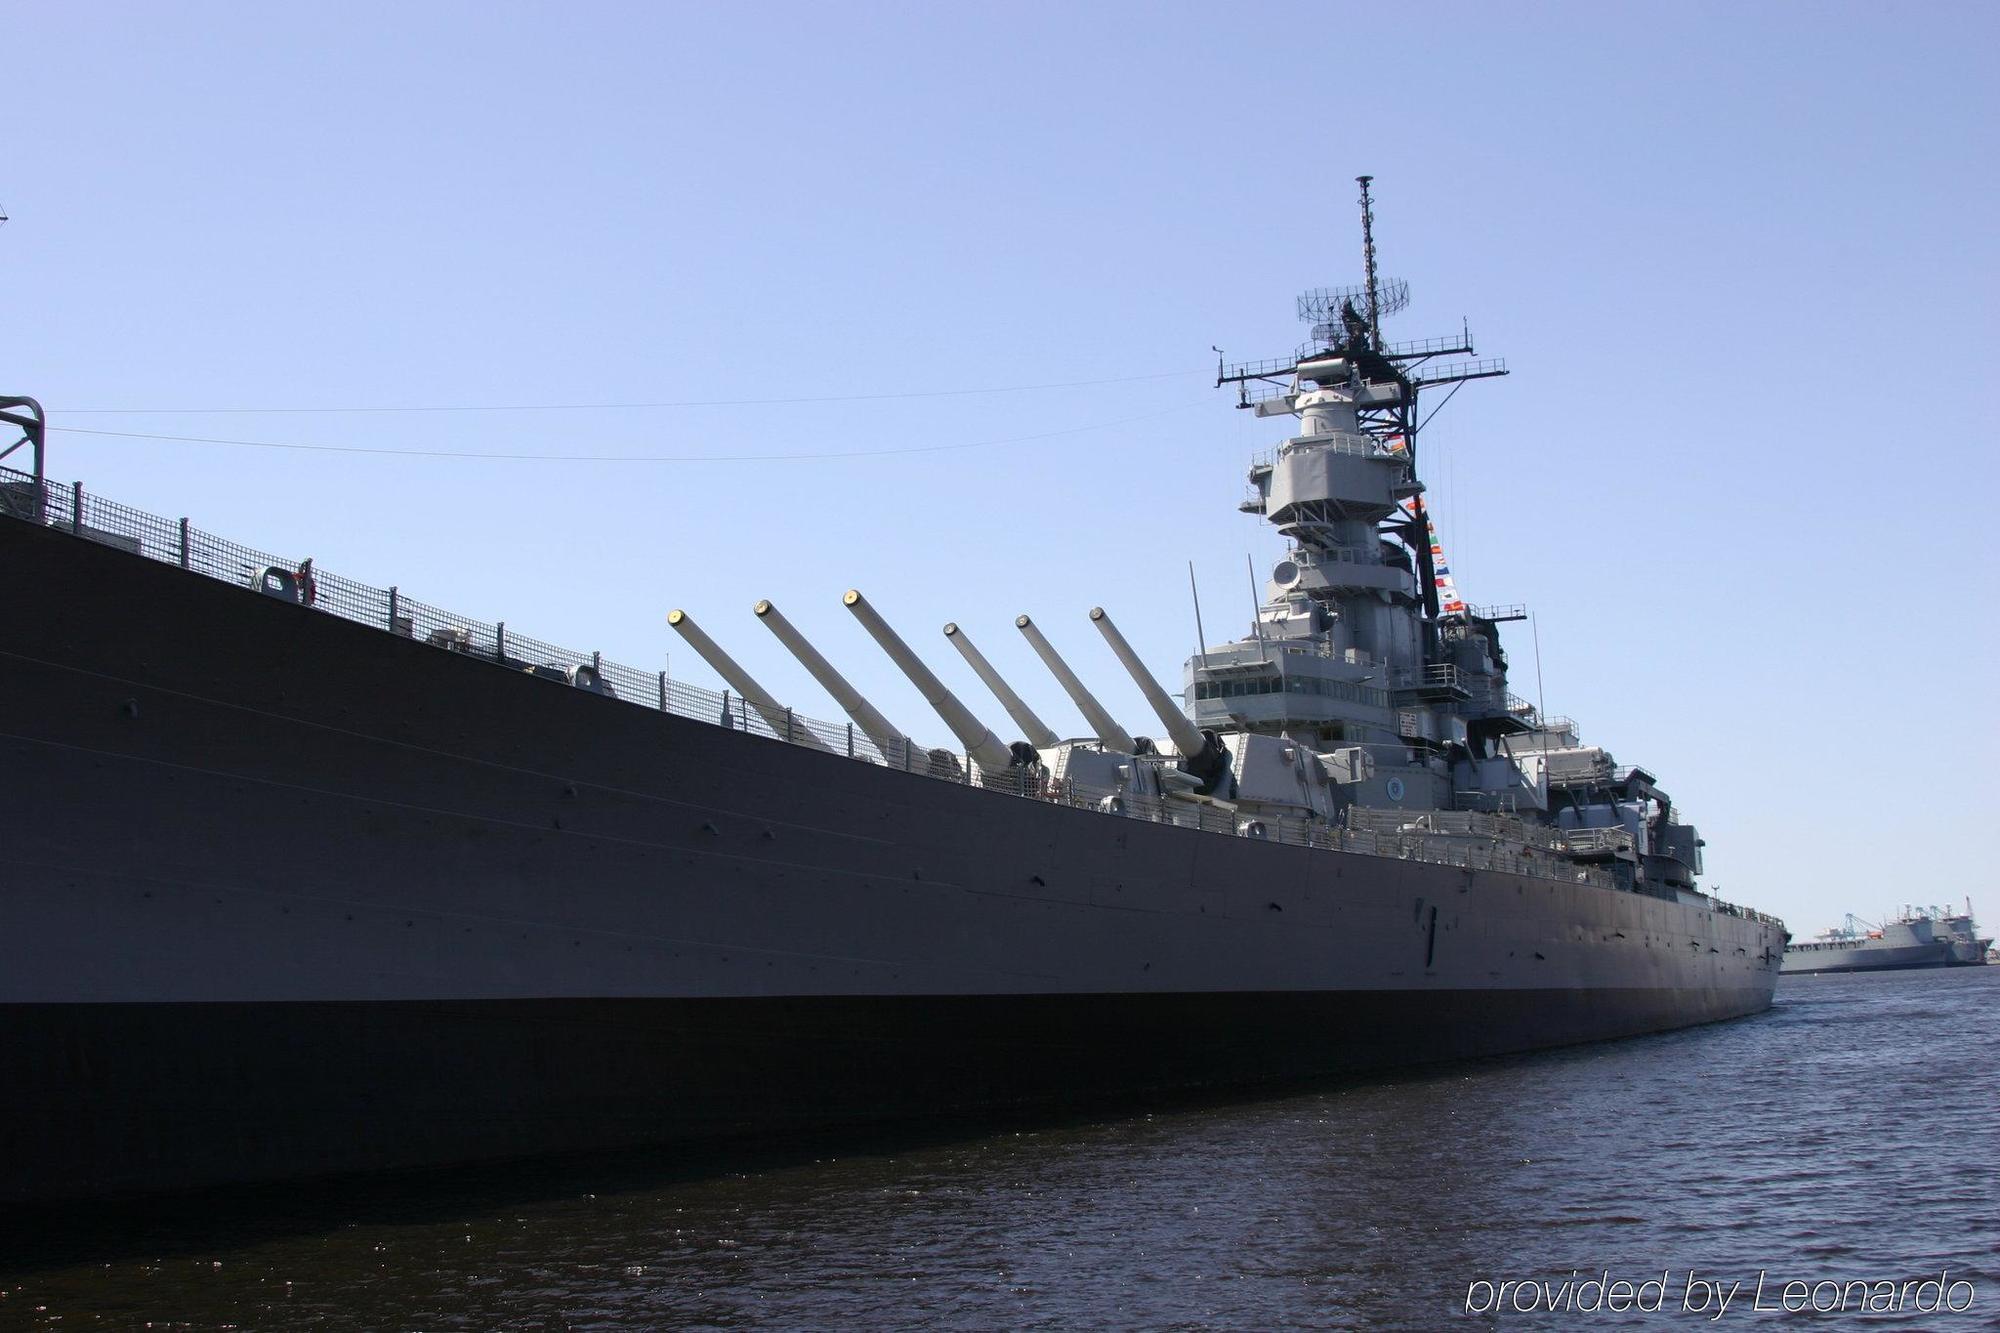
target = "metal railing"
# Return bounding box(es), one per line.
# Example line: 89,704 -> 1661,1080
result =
2,467 -> 1784,923
1465,603 -> 1526,622
1239,381 -> 1296,406
1381,334 -> 1473,360
1410,357 -> 1508,385
1220,355 -> 1299,383
1347,807 -> 1570,854
1388,662 -> 1468,694
1248,433 -> 1398,469
1561,827 -> 1637,856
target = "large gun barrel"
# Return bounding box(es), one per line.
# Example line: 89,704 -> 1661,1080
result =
943,622 -> 1058,749
844,590 -> 1015,775
1088,606 -> 1207,759
667,609 -> 829,751
753,598 -> 910,760
1015,613 -> 1138,753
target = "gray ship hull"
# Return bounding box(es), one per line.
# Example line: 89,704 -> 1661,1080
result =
1780,940 -> 1951,975
0,519 -> 1783,1203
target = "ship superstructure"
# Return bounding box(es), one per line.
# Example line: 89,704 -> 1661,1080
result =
0,187 -> 1788,1205
1933,900 -> 1992,966
1201,179 -> 1708,904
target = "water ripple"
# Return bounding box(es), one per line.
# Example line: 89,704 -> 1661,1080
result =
6,968 -> 1997,1330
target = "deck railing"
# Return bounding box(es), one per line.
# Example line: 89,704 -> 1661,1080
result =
1,467 -> 1785,925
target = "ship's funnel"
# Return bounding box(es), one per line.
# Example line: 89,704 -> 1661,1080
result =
668,609 -> 830,752
753,598 -> 910,761
844,590 -> 1015,775
943,622 -> 1058,749
1014,614 -> 1138,753
1088,606 -> 1207,759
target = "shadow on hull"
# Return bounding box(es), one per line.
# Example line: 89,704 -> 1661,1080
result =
2,994 -> 1778,1273
8,988 -> 1775,1208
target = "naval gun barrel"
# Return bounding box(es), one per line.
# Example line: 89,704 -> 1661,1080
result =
943,622 -> 1058,749
752,598 -> 910,759
1014,615 -> 1139,753
844,590 -> 1015,775
667,609 -> 830,752
1087,606 -> 1207,759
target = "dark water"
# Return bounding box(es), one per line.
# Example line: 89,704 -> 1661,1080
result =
6,969 -> 1995,1330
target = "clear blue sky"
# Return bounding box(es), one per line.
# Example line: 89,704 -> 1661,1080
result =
7,1 -> 1996,935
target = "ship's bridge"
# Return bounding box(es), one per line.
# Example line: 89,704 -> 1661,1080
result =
1186,637 -> 1393,739
1255,422 -> 1412,529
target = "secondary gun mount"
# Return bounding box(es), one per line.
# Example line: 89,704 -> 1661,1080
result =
943,622 -> 1059,750
753,598 -> 911,761
667,609 -> 830,752
843,590 -> 1020,777
1014,614 -> 1140,753
1089,606 -> 1232,796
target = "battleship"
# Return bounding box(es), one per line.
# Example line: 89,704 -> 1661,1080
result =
1782,903 -> 1990,974
0,182 -> 1786,1204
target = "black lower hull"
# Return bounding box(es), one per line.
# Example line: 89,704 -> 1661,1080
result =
5,988 -> 1770,1202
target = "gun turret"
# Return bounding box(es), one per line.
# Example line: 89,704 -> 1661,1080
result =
753,598 -> 912,762
1014,614 -> 1139,753
843,591 -> 1017,776
667,609 -> 829,752
943,622 -> 1058,749
1089,606 -> 1232,796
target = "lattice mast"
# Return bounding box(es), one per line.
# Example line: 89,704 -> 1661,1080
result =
1358,175 -> 1383,351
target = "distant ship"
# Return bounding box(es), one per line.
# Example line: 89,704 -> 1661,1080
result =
0,182 -> 1787,1205
1781,904 -> 1989,974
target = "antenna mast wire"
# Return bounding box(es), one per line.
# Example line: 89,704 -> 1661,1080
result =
1357,175 -> 1382,350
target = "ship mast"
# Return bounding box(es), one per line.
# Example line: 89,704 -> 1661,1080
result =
1357,175 -> 1383,351
1216,178 -> 1508,627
